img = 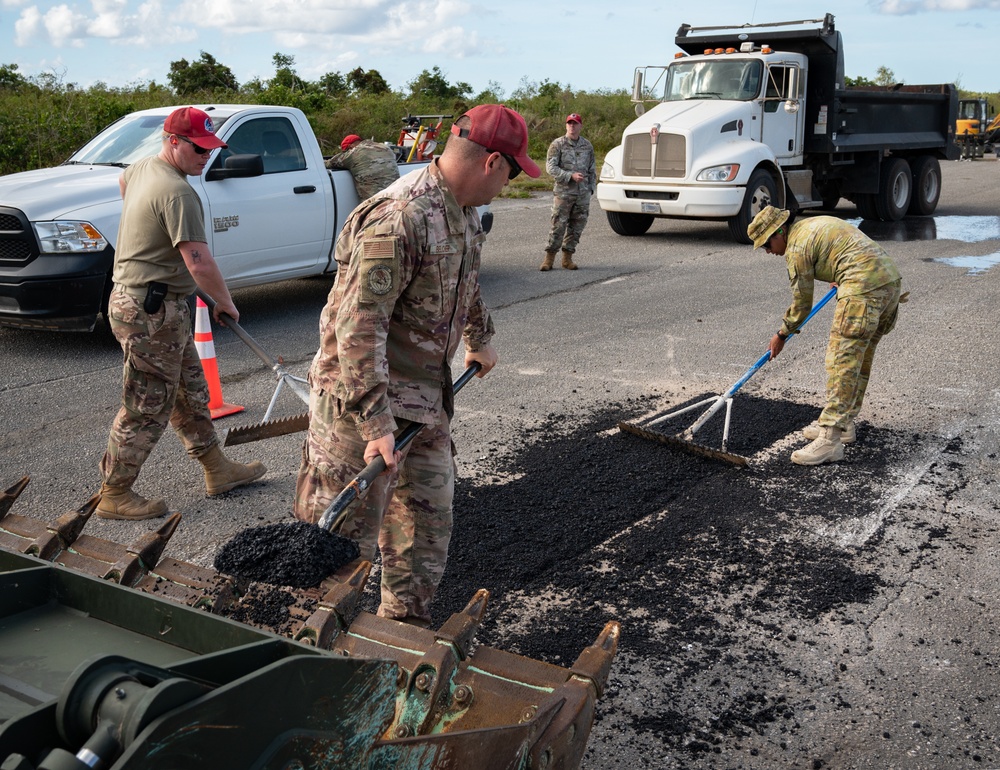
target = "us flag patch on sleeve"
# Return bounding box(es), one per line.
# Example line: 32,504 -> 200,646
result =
360,236 -> 399,303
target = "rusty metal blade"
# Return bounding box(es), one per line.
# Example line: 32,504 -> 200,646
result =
617,421 -> 749,467
224,413 -> 309,446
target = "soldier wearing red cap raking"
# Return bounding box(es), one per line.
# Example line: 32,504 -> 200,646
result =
295,105 -> 540,627
325,133 -> 400,201
542,112 -> 596,271
97,106 -> 266,521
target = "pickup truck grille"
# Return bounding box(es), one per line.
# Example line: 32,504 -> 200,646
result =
0,208 -> 36,264
623,133 -> 686,178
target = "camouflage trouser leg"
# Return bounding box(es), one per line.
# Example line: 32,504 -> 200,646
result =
819,281 -> 902,429
101,293 -> 216,489
294,392 -> 455,625
546,193 -> 591,253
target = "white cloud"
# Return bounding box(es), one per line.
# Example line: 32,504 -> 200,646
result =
873,0 -> 1000,12
14,6 -> 42,44
14,0 -> 196,48
42,4 -> 88,48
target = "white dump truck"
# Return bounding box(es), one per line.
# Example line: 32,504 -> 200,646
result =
596,14 -> 959,243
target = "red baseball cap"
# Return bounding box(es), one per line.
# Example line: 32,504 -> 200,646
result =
164,107 -> 226,150
450,104 -> 540,178
341,134 -> 361,151
566,113 -> 582,124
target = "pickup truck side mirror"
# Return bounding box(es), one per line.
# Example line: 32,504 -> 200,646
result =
205,154 -> 265,182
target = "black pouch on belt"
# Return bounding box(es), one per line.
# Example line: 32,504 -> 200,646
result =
143,281 -> 168,314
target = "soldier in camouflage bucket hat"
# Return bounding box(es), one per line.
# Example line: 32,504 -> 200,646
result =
749,206 -> 905,466
294,105 -> 539,627
325,134 -> 400,201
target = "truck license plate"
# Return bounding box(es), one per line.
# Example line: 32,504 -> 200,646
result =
641,202 -> 660,214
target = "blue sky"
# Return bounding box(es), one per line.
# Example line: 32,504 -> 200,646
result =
2,0 -> 998,96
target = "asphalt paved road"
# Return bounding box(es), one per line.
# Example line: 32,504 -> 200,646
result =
2,159 -> 999,768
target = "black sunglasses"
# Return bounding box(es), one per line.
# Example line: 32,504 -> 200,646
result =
494,151 -> 521,180
176,135 -> 210,155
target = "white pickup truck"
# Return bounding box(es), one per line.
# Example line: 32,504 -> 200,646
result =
0,104 -> 491,332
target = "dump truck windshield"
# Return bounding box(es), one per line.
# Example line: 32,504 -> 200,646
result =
664,59 -> 762,102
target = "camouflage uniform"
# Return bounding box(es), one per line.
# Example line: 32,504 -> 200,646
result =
102,292 -> 216,488
545,134 -> 597,254
102,155 -> 218,489
325,139 -> 401,201
294,159 -> 493,626
780,216 -> 902,430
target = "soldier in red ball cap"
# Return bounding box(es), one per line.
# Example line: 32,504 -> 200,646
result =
97,107 -> 265,521
295,105 -> 539,626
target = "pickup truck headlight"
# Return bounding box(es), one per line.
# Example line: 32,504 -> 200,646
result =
33,221 -> 108,253
600,161 -> 616,180
696,164 -> 740,182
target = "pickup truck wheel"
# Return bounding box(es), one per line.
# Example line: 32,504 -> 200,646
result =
907,155 -> 941,216
606,211 -> 654,236
728,169 -> 778,244
874,157 -> 911,221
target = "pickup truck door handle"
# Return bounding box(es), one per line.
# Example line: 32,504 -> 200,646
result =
293,185 -> 317,194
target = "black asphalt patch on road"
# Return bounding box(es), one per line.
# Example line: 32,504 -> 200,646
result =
427,392 -> 955,762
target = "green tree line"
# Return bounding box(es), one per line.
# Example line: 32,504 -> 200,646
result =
0,53 -> 634,183
0,54 -> 995,183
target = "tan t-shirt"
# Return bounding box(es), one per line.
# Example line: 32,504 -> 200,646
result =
113,155 -> 207,294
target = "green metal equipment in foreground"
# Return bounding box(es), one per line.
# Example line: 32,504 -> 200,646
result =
0,477 -> 619,769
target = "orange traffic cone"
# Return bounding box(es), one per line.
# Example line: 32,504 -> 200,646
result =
194,297 -> 245,419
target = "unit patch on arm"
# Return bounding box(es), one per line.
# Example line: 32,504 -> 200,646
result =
360,236 -> 400,304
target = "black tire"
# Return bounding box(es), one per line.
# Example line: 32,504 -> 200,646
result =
606,211 -> 654,236
728,168 -> 778,244
855,193 -> 879,220
907,155 -> 941,216
873,157 -> 911,222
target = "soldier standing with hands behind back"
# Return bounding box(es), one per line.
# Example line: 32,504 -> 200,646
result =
97,106 -> 266,520
542,113 -> 596,271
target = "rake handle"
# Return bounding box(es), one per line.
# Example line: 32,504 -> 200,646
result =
685,286 -> 838,437
195,290 -> 279,370
316,363 -> 481,533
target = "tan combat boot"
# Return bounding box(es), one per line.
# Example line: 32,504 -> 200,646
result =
561,250 -> 578,270
96,485 -> 169,520
540,250 -> 556,271
803,419 -> 855,443
199,444 -> 267,496
791,426 -> 844,466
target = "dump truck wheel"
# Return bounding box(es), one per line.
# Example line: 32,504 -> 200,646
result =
874,157 -> 911,221
855,194 -> 878,220
606,211 -> 654,236
907,155 -> 941,216
728,169 -> 777,244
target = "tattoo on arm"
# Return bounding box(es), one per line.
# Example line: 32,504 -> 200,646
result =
190,249 -> 202,263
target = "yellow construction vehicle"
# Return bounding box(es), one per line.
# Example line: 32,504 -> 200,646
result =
956,97 -> 995,158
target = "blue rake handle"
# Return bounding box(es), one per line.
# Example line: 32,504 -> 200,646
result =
682,285 -> 838,437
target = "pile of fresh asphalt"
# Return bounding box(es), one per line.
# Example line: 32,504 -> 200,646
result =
213,520 -> 359,588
